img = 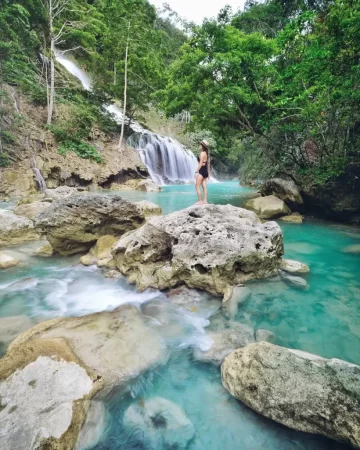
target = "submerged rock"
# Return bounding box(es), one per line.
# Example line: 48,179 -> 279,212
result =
279,269 -> 308,289
14,200 -> 50,221
342,244 -> 360,255
280,259 -> 310,274
36,194 -> 146,256
0,315 -> 35,349
0,210 -> 39,246
76,401 -> 108,450
0,356 -> 93,450
221,342 -> 360,448
223,286 -> 252,319
113,204 -> 283,296
261,178 -> 303,209
244,195 -> 291,219
123,397 -> 195,450
0,252 -> 19,269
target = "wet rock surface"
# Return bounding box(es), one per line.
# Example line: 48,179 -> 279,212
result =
36,194 -> 146,256
0,251 -> 19,269
261,178 -> 303,210
113,204 -> 284,296
280,259 -> 310,274
222,342 -> 360,448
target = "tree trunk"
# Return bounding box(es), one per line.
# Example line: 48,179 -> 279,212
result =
118,22 -> 130,152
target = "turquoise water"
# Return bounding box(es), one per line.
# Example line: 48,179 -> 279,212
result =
0,181 -> 359,450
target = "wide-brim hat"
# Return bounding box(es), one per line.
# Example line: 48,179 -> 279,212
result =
200,139 -> 210,150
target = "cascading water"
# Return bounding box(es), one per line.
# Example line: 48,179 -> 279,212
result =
129,132 -> 198,185
54,51 -> 200,184
33,168 -> 46,192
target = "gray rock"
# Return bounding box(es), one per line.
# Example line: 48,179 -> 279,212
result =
35,194 -> 146,256
44,186 -> 81,201
138,179 -> 161,192
135,200 -> 162,217
0,210 -> 39,246
261,178 -> 303,209
244,195 -> 291,219
0,356 -> 93,450
14,201 -> 50,221
0,252 -> 19,269
255,329 -> 275,342
221,342 -> 360,448
194,323 -> 255,365
280,259 -> 310,274
223,286 -> 252,319
123,397 -> 195,450
113,204 -> 283,296
279,269 -> 308,289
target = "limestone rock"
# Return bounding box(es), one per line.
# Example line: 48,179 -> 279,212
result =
194,323 -> 256,365
135,200 -> 162,217
44,186 -> 81,202
0,210 -> 39,246
255,329 -> 275,342
280,259 -> 310,274
36,194 -> 146,256
280,213 -> 303,223
223,286 -> 252,319
80,235 -> 118,267
33,242 -> 54,257
0,252 -> 19,269
123,397 -> 195,450
279,269 -> 308,289
244,195 -> 291,219
261,178 -> 303,209
221,342 -> 360,448
113,204 -> 283,296
0,356 -> 93,450
138,179 -> 161,192
110,179 -> 141,190
14,201 -> 50,221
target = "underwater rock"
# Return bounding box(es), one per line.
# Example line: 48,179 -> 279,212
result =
0,315 -> 35,349
342,244 -> 360,255
0,356 -> 93,450
280,259 -> 310,274
123,397 -> 195,450
0,210 -> 40,246
0,251 -> 19,269
138,179 -> 161,192
279,213 -> 303,223
33,242 -> 54,257
279,270 -> 308,289
244,195 -> 291,219
75,401 -> 108,450
223,286 -> 252,319
193,323 -> 256,365
222,342 -> 360,448
36,194 -> 146,256
14,201 -> 50,221
135,200 -> 162,217
261,178 -> 303,210
113,204 -> 283,296
255,329 -> 275,342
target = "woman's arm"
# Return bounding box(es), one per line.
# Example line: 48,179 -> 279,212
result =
195,151 -> 206,174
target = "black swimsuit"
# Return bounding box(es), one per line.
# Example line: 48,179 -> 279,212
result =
198,155 -> 209,179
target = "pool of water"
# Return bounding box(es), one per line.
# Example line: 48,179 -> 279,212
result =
0,181 -> 358,450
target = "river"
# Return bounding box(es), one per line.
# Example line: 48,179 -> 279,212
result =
0,181 -> 359,449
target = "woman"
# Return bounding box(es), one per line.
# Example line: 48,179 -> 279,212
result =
195,140 -> 210,204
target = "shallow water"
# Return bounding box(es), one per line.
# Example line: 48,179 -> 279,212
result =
0,181 -> 358,450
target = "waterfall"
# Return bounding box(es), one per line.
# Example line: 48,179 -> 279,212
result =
54,51 -> 199,185
33,168 -> 47,192
129,133 -> 198,185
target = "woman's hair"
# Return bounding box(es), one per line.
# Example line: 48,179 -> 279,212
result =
200,143 -> 209,155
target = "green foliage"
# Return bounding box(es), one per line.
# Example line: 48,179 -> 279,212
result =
58,140 -> 103,163
0,152 -> 10,167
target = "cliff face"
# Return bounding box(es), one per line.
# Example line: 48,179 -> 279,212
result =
0,85 -> 147,198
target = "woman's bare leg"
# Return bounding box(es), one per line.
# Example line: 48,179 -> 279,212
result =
195,174 -> 204,204
202,178 -> 208,204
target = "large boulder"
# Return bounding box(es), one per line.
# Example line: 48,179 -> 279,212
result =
138,179 -> 161,192
123,397 -> 195,450
35,194 -> 146,256
261,178 -> 303,210
0,210 -> 40,246
13,201 -> 50,221
244,195 -> 291,219
0,305 -> 165,450
221,342 -> 360,448
112,204 -> 284,296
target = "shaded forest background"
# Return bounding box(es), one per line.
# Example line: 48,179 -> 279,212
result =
0,0 -> 359,189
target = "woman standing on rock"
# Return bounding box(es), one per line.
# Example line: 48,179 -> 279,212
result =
195,140 -> 210,204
